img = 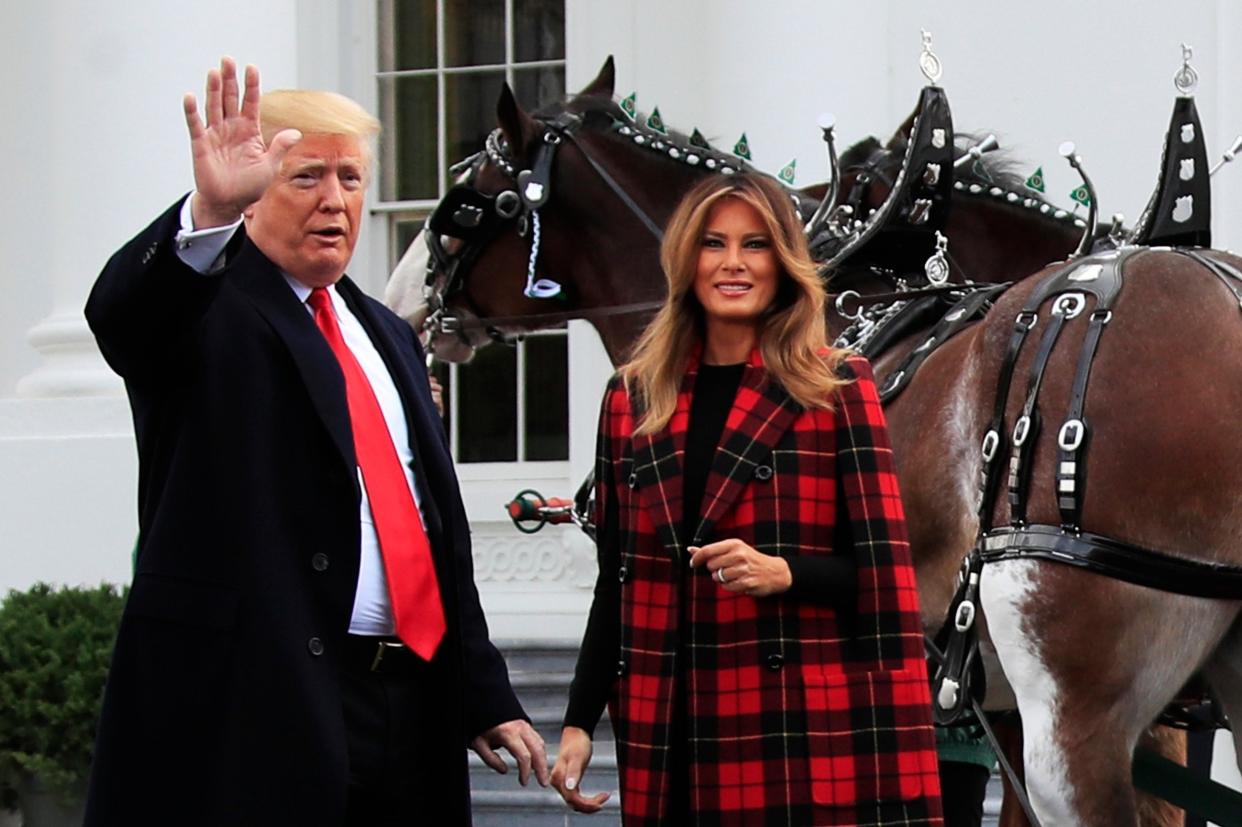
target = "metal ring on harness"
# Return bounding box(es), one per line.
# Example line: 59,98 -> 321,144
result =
1052,292 -> 1087,319
495,190 -> 521,219
835,290 -> 862,320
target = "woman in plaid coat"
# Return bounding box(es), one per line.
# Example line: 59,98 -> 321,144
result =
551,173 -> 943,825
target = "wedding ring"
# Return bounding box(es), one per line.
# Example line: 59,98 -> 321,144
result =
715,568 -> 727,584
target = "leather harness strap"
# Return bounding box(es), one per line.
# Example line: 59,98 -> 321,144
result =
979,526 -> 1242,599
876,283 -> 1009,403
1007,310 -> 1067,525
1180,249 -> 1242,310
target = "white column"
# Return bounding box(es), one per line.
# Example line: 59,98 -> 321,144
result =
7,0 -> 301,399
0,1 -> 300,593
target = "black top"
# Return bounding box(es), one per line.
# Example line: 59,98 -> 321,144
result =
563,365 -> 857,736
681,363 -> 747,542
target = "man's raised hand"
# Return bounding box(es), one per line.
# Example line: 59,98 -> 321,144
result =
182,57 -> 302,229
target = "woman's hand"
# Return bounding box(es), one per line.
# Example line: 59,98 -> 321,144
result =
551,726 -> 611,813
688,538 -> 793,597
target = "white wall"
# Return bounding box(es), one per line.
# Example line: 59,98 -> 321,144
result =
0,0 -> 302,593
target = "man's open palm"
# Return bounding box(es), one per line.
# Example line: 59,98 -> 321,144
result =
182,57 -> 301,228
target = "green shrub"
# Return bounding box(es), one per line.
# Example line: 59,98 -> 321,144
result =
0,583 -> 126,805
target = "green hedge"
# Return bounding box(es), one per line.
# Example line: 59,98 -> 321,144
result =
0,583 -> 126,805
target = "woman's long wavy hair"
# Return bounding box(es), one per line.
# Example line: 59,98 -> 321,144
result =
623,173 -> 849,435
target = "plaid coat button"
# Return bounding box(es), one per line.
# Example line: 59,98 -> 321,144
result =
617,565 -> 628,583
765,653 -> 784,671
754,464 -> 774,481
627,473 -> 638,489
616,659 -> 628,676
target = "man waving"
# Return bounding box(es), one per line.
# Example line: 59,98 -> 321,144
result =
85,58 -> 545,825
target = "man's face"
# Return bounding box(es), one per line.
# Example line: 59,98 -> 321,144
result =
245,134 -> 367,288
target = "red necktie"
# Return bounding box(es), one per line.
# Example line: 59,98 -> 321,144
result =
308,287 -> 445,660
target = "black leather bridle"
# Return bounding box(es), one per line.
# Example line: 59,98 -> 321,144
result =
420,111 -> 665,352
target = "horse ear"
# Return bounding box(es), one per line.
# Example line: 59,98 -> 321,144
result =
578,55 -> 616,98
885,107 -> 918,150
496,81 -> 538,152
839,136 -> 881,168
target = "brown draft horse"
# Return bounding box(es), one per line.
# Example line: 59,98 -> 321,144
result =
388,60 -> 1242,824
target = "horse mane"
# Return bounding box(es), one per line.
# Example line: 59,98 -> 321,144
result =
535,92 -> 759,173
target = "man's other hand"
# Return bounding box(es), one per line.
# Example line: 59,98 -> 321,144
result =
470,719 -> 549,787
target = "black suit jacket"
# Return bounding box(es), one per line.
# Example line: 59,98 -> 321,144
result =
83,197 -> 523,825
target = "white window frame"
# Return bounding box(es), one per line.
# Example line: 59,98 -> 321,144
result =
372,0 -> 571,481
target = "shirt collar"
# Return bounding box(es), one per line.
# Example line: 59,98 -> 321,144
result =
283,274 -> 339,308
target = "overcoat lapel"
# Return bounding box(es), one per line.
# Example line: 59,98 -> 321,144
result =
231,241 -> 356,478
632,347 -> 803,556
690,348 -> 802,546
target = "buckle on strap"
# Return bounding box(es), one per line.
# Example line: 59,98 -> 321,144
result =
1058,418 -> 1086,451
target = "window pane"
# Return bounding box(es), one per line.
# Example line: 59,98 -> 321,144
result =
456,343 -> 517,462
523,334 -> 568,460
512,65 -> 565,111
445,71 -> 505,169
390,0 -> 437,71
444,0 -> 505,67
393,216 -> 427,263
513,0 -> 565,62
379,75 -> 438,201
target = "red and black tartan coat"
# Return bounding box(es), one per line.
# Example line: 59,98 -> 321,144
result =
595,350 -> 943,826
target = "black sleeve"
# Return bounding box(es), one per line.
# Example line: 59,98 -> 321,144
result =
563,493 -> 620,737
785,556 -> 857,605
85,195 -> 232,385
563,383 -> 624,737
785,473 -> 857,606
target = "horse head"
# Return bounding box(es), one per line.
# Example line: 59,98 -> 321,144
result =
389,57 -> 748,364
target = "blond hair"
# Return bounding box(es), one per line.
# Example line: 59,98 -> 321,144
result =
260,89 -> 381,170
623,173 -> 849,435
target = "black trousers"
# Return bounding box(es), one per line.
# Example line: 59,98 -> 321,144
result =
341,637 -> 464,826
939,761 -> 991,827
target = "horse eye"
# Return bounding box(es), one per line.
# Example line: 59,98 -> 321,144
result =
495,190 -> 522,219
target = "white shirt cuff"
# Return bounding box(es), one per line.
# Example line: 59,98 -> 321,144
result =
175,193 -> 242,275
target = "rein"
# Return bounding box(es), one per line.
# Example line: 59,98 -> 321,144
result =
439,299 -> 664,333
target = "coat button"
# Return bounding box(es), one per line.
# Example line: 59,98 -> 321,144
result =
617,565 -> 628,583
765,653 -> 784,671
754,465 -> 774,481
307,637 -> 325,657
311,553 -> 329,572
627,473 -> 639,489
616,659 -> 628,676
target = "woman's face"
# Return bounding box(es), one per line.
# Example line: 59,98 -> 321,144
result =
692,197 -> 781,334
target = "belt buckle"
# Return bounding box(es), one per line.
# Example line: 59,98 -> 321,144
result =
370,640 -> 405,672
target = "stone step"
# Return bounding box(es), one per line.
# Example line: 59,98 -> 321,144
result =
495,638 -> 582,676
471,790 -> 622,826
